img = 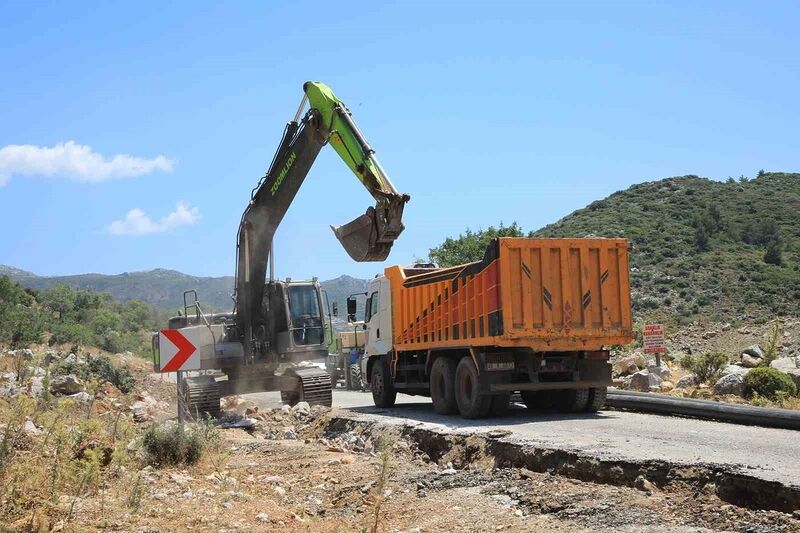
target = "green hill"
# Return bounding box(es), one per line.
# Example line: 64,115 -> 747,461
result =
0,266 -> 369,323
535,172 -> 800,321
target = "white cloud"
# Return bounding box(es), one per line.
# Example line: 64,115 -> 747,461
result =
108,201 -> 200,236
0,140 -> 174,186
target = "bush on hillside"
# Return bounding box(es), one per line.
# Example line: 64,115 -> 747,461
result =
744,367 -> 797,400
53,354 -> 135,393
679,352 -> 729,383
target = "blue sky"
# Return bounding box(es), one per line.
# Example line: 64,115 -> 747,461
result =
1,1 -> 798,281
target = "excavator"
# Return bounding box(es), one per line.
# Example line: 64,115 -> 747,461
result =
152,82 -> 410,417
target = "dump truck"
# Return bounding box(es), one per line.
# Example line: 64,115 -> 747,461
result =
350,237 -> 634,418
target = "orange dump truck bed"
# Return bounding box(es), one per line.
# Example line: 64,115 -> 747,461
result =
385,237 -> 634,352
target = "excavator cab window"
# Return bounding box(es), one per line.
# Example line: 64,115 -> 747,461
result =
287,285 -> 324,346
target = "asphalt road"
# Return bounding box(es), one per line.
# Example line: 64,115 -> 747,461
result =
248,388 -> 800,489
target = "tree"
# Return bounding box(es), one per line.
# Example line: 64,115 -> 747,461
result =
428,222 -> 526,267
764,238 -> 783,266
694,224 -> 710,252
39,284 -> 77,322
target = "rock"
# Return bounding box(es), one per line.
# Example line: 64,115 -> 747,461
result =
273,486 -> 286,496
634,475 -> 656,495
675,374 -> 699,389
232,399 -> 258,416
283,427 -> 297,440
740,354 -> 763,368
612,357 -> 639,376
131,401 -> 151,422
714,372 -> 748,397
27,376 -> 44,397
784,369 -> 800,389
742,345 -> 764,358
63,353 -> 77,363
770,357 -> 799,373
721,364 -> 749,377
647,364 -> 672,380
50,374 -> 84,395
23,419 -> 42,435
291,401 -> 311,417
67,391 -> 93,405
659,381 -> 674,392
256,513 -> 270,522
628,370 -> 662,392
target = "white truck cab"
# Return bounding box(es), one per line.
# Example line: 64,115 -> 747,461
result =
363,275 -> 393,358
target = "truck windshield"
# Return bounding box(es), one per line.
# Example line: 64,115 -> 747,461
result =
287,285 -> 323,345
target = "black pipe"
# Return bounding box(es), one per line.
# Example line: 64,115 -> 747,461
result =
606,390 -> 800,431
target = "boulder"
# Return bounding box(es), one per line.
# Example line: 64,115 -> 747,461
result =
131,401 -> 151,422
613,357 -> 639,376
714,372 -> 748,397
291,401 -> 311,417
50,374 -> 84,395
628,370 -> 662,392
68,392 -> 93,405
740,354 -> 763,368
659,381 -> 674,392
721,364 -> 749,377
785,369 -> 800,390
742,345 -> 764,358
647,364 -> 672,380
23,419 -> 42,435
675,374 -> 699,389
769,357 -> 799,373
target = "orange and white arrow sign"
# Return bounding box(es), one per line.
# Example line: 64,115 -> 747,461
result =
158,329 -> 200,372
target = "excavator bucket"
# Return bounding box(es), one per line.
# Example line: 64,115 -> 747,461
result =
332,207 -> 391,262
332,195 -> 408,262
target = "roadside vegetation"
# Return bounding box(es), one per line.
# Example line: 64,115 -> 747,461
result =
0,275 -> 166,355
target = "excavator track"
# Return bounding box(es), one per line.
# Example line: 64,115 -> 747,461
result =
180,375 -> 221,419
280,367 -> 333,407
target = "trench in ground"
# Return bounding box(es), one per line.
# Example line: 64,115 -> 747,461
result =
324,415 -> 800,514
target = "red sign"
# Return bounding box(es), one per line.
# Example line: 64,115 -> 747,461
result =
159,329 -> 198,372
643,323 -> 667,354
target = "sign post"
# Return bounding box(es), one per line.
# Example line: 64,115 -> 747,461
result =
643,323 -> 667,366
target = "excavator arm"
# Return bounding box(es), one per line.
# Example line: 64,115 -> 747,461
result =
235,81 -> 409,356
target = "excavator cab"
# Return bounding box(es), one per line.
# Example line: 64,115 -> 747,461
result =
263,280 -> 328,359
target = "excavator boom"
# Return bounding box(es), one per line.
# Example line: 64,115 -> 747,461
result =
235,82 -> 409,358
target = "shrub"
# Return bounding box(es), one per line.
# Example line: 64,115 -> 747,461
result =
53,355 -> 135,393
142,424 -> 205,467
679,352 -> 729,382
744,368 -> 797,400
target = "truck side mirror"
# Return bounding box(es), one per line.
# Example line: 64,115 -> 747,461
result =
346,297 -> 357,320
332,301 -> 339,317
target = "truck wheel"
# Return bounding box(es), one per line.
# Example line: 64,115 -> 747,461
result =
371,357 -> 397,408
489,394 -> 511,416
455,356 -> 491,419
350,363 -> 362,390
585,387 -> 607,412
430,357 -> 458,414
554,388 -> 590,413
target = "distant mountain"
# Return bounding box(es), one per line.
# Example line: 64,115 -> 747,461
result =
1,265 -> 370,321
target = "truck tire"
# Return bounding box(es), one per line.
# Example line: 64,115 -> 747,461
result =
371,356 -> 397,408
554,388 -> 590,413
430,357 -> 458,414
350,363 -> 363,390
455,356 -> 492,419
490,394 -> 511,416
585,387 -> 607,412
